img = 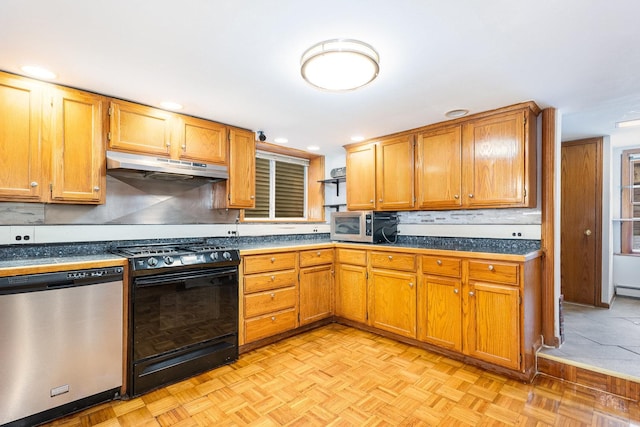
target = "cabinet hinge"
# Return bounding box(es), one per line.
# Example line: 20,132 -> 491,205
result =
519,296 -> 522,305
107,131 -> 112,141
523,188 -> 527,198
523,112 -> 527,126
49,183 -> 53,195
108,106 -> 113,116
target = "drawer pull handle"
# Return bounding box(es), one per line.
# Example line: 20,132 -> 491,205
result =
271,316 -> 276,321
270,275 -> 275,281
488,265 -> 495,271
454,289 -> 459,294
270,257 -> 276,263
388,255 -> 393,260
469,291 -> 475,297
270,293 -> 275,298
436,259 -> 442,265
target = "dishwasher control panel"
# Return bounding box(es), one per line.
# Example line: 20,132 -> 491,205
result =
0,266 -> 124,295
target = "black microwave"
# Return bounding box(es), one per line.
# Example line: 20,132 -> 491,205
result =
330,211 -> 398,243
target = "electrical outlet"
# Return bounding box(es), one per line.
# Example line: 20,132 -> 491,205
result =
510,231 -> 524,238
10,226 -> 35,244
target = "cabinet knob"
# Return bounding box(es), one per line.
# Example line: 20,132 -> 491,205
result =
270,257 -> 276,263
469,291 -> 475,297
270,275 -> 275,281
584,229 -> 592,236
166,143 -> 171,148
408,282 -> 414,288
250,195 -> 255,199
30,182 -> 38,187
454,289 -> 459,294
454,194 -> 459,199
468,194 -> 474,198
181,144 -> 186,150
388,255 -> 393,260
436,259 -> 442,266
271,316 -> 276,321
270,293 -> 275,299
93,186 -> 100,191
316,251 -> 321,256
369,199 -> 374,203
488,265 -> 495,271
379,199 -> 383,202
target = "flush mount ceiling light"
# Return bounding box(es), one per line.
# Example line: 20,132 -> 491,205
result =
160,101 -> 183,110
445,109 -> 469,119
300,39 -> 379,92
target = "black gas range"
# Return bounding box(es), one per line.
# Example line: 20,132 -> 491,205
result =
112,242 -> 240,397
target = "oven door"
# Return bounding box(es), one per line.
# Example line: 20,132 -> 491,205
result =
132,267 -> 238,361
130,266 -> 238,395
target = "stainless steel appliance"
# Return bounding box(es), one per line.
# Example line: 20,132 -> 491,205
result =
330,211 -> 398,243
0,267 -> 123,427
112,243 -> 240,397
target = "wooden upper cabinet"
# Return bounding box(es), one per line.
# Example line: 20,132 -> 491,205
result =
50,87 -> 106,204
0,73 -> 43,201
176,115 -> 226,164
227,127 -> 255,208
416,126 -> 462,209
108,99 -> 172,156
346,142 -> 376,210
376,135 -> 415,210
462,109 -> 534,207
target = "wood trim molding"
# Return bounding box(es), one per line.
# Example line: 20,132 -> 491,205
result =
541,108 -> 558,346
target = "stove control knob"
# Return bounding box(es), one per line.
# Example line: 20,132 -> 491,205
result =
147,257 -> 158,267
164,256 -> 174,265
223,251 -> 232,260
210,252 -> 219,260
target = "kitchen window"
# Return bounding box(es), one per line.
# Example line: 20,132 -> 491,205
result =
244,151 -> 308,220
621,148 -> 640,253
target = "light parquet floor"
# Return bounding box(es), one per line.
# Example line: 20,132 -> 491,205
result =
45,324 -> 640,426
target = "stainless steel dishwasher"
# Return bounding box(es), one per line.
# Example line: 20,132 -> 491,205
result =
0,266 -> 124,427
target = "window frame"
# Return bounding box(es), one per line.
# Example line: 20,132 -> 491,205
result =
240,142 -> 325,223
621,148 -> 640,253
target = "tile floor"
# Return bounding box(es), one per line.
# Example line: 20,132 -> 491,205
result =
540,295 -> 640,380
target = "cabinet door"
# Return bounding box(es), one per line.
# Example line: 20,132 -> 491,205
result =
50,88 -> 106,204
346,143 -> 376,210
176,115 -> 226,164
227,127 -> 255,208
465,281 -> 520,370
299,264 -> 333,325
418,275 -> 462,352
376,135 -> 414,209
0,74 -> 43,201
335,263 -> 367,323
462,111 -> 527,207
370,269 -> 417,338
416,126 -> 462,209
108,100 -> 173,156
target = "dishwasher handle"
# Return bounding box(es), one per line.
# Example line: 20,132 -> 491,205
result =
0,266 -> 124,295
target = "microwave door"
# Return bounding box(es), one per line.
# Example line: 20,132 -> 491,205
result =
334,216 -> 361,236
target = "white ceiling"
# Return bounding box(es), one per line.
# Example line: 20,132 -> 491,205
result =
2,0 -> 640,156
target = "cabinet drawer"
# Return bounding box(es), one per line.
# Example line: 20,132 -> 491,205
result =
244,287 -> 296,318
468,261 -> 519,285
422,256 -> 461,278
244,308 -> 297,342
244,270 -> 297,293
370,251 -> 416,271
336,248 -> 367,266
243,252 -> 297,274
299,248 -> 334,267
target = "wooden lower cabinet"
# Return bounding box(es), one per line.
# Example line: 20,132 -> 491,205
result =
299,264 -> 333,325
335,248 -> 368,323
244,308 -> 297,343
419,274 -> 462,352
370,268 -> 417,339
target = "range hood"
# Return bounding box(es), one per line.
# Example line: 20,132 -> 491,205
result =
106,150 -> 228,181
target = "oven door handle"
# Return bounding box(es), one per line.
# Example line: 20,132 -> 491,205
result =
134,267 -> 237,288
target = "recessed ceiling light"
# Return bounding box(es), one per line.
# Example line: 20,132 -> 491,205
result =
307,145 -> 320,151
160,101 -> 183,110
273,137 -> 288,144
351,135 -> 365,142
301,39 -> 379,91
445,109 -> 469,119
21,65 -> 56,80
616,119 -> 640,128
